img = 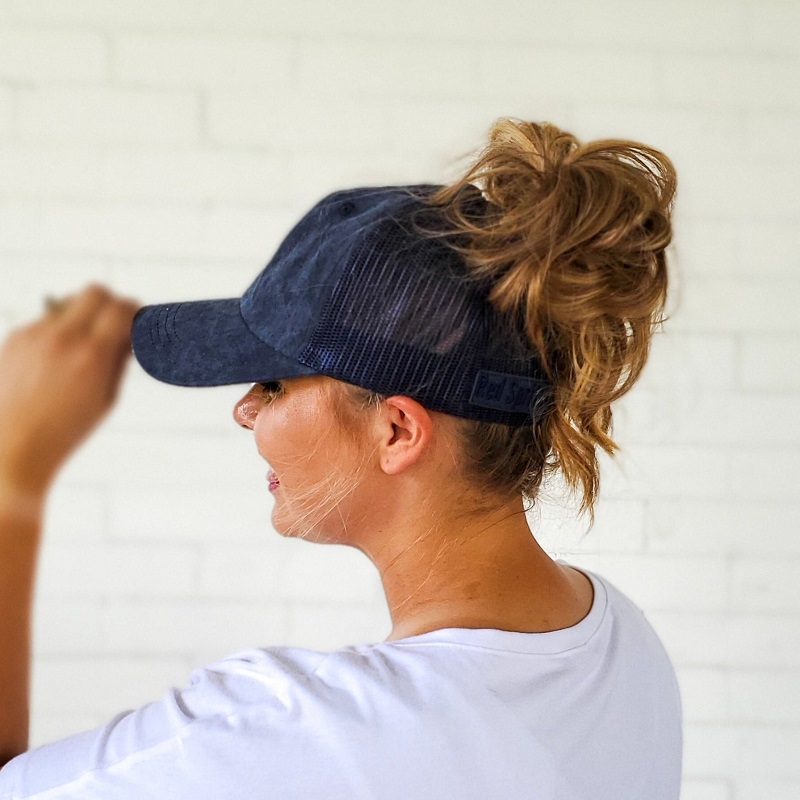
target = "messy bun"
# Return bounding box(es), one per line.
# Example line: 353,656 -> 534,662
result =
426,119 -> 676,521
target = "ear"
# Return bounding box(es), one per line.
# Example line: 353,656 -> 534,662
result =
376,395 -> 435,476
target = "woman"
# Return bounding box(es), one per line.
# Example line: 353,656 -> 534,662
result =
0,120 -> 682,798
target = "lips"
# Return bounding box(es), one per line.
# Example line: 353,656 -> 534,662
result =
268,470 -> 280,490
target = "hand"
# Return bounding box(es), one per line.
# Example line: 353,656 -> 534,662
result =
0,284 -> 140,496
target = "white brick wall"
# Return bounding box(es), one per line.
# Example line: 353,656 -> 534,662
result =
18,87 -> 201,144
0,29 -> 107,83
1,1 -> 798,796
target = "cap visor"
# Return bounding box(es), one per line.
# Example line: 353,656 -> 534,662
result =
131,298 -> 317,387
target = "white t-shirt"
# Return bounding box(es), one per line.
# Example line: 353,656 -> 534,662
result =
0,566 -> 682,799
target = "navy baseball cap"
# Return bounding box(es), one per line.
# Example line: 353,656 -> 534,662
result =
131,185 -> 551,425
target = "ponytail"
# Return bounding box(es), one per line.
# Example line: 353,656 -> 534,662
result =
427,119 -> 676,521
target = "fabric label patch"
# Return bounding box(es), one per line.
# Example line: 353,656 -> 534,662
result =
469,370 -> 548,414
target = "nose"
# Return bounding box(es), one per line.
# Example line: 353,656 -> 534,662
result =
233,386 -> 262,430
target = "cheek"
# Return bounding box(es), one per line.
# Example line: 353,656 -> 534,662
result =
257,409 -> 370,541
254,410 -> 292,470
253,404 -> 331,480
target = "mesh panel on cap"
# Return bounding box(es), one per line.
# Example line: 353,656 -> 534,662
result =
299,202 -> 550,425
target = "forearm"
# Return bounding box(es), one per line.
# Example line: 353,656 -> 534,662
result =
0,488 -> 45,767
0,286 -> 137,771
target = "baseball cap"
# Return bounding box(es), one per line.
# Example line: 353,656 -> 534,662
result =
131,184 -> 551,425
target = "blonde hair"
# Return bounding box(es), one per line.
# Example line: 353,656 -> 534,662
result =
335,119 -> 675,525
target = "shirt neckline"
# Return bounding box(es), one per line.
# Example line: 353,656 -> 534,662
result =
385,564 -> 608,656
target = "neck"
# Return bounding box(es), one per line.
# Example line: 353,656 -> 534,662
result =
358,495 -> 589,641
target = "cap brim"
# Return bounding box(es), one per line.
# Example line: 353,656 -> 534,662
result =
131,297 -> 317,387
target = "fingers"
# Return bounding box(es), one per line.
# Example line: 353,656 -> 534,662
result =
0,284 -> 142,491
91,299 -> 140,394
34,286 -> 141,406
55,284 -> 112,337
90,295 -> 140,347
44,284 -> 140,347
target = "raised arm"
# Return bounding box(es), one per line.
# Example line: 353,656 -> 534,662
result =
0,285 -> 138,767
